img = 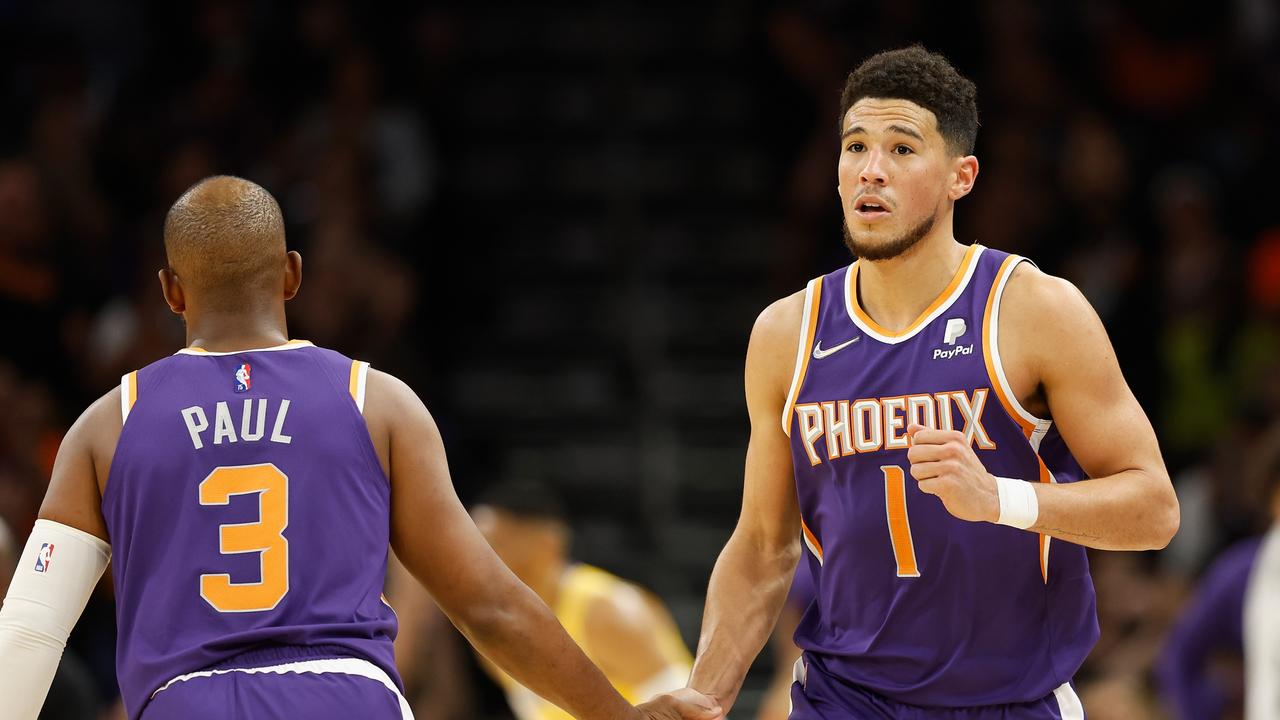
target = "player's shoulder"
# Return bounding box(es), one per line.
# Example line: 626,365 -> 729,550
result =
364,367 -> 417,404
54,385 -> 126,484
76,385 -> 124,443
1004,262 -> 1083,306
748,286 -> 809,368
1001,262 -> 1100,337
752,287 -> 808,342
746,285 -> 814,400
362,368 -> 432,430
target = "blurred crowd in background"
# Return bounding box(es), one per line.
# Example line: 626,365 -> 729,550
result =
1,1 -> 1278,718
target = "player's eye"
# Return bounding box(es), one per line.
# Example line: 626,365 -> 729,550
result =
846,141 -> 865,153
893,144 -> 913,155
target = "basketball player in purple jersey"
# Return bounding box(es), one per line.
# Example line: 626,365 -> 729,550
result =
686,47 -> 1180,718
0,176 -> 723,720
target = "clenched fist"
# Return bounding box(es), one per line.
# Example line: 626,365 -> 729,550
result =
635,687 -> 725,720
906,424 -> 1000,523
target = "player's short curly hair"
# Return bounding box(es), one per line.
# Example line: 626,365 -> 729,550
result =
839,46 -> 979,156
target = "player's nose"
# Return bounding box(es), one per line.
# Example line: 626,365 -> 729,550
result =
859,149 -> 889,185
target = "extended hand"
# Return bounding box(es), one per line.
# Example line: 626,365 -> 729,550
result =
906,424 -> 999,523
635,687 -> 725,720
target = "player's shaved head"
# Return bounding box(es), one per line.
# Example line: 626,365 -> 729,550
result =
163,176 -> 286,310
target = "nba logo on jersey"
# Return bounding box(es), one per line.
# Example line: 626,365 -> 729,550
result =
34,543 -> 54,573
234,363 -> 251,393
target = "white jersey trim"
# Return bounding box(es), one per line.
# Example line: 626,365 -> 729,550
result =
354,361 -> 370,414
120,372 -> 135,424
844,245 -> 985,345
175,340 -> 314,356
986,257 -> 1051,432
801,528 -> 824,566
781,278 -> 821,436
152,657 -> 413,718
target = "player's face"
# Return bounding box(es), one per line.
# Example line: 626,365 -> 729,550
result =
837,98 -> 960,261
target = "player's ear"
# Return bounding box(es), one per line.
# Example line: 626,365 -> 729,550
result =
283,251 -> 302,301
948,155 -> 979,201
158,268 -> 185,314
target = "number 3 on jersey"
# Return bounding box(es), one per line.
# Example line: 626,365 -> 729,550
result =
199,463 -> 290,612
883,465 -> 921,578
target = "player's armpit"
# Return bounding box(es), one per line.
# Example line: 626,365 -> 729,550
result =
689,293 -> 805,713
999,265 -> 1179,550
366,370 -> 641,720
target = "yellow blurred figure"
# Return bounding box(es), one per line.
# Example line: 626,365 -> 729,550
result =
391,480 -> 692,719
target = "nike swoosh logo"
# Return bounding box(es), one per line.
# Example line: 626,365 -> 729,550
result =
812,336 -> 860,359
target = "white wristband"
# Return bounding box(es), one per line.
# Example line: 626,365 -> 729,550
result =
995,476 -> 1039,530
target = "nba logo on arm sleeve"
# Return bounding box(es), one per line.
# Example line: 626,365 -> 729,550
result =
34,543 -> 54,573
234,363 -> 252,393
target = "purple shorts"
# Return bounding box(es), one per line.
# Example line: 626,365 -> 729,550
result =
142,657 -> 410,719
789,654 -> 1085,720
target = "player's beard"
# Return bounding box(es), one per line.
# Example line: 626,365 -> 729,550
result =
842,210 -> 938,261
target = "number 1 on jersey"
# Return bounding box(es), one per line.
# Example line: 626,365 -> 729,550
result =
883,465 -> 921,577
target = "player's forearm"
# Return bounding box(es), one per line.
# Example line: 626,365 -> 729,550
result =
689,530 -> 799,712
452,581 -> 638,720
1030,469 -> 1178,550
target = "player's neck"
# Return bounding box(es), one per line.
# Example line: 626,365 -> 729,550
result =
184,307 -> 291,353
855,232 -> 968,334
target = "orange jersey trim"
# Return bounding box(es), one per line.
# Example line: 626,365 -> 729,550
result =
348,360 -> 370,413
981,255 -> 1037,436
983,254 -> 1057,583
782,279 -> 824,437
801,517 -> 824,564
348,360 -> 362,401
849,243 -> 979,338
121,370 -> 139,423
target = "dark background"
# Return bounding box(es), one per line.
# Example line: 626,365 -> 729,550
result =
1,1 -> 1278,718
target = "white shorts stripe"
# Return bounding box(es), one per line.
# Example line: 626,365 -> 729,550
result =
152,657 -> 414,719
1052,681 -> 1085,720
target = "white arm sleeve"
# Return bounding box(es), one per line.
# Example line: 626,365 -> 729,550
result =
0,519 -> 111,720
1246,525 -> 1280,720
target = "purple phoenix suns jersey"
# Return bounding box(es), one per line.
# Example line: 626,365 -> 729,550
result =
784,245 -> 1099,707
102,341 -> 400,718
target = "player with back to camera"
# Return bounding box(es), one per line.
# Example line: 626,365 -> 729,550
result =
687,46 -> 1180,718
0,176 -> 724,720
